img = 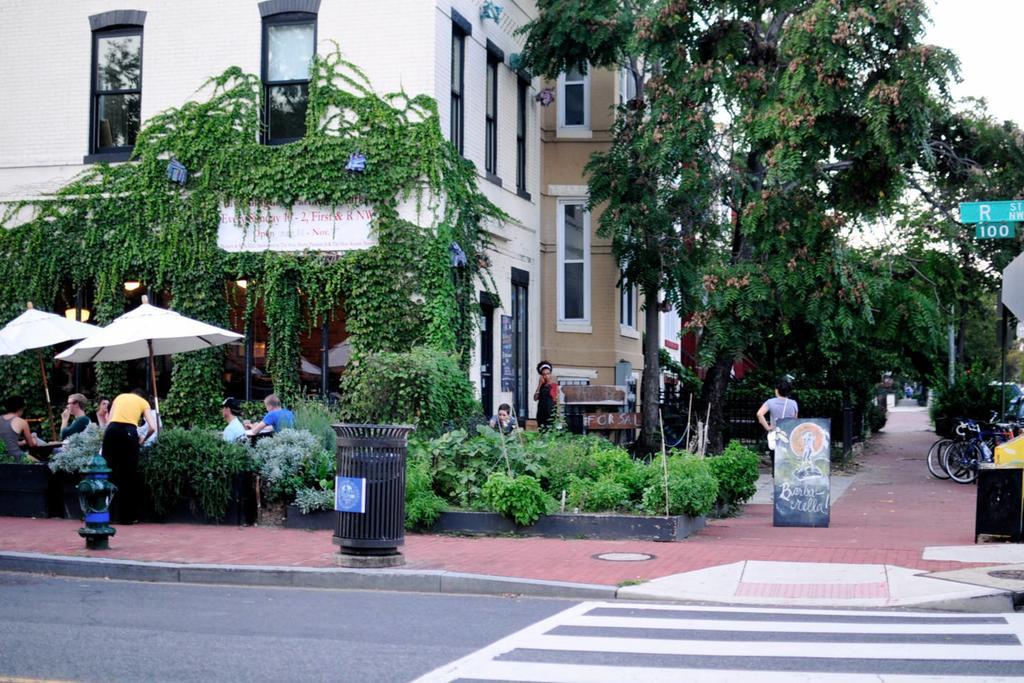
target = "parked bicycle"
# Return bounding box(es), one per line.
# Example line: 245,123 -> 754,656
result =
941,419 -> 1017,484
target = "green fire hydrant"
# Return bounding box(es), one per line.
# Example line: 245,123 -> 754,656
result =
77,453 -> 117,550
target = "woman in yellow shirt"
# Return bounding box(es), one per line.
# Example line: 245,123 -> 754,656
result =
103,390 -> 158,524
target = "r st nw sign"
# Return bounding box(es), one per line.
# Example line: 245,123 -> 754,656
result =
959,200 -> 1024,224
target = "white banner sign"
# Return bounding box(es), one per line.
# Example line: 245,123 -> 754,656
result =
218,203 -> 375,253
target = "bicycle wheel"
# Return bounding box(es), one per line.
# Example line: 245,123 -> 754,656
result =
945,442 -> 979,484
927,439 -> 952,479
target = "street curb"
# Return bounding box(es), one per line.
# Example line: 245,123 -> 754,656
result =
0,551 -> 617,600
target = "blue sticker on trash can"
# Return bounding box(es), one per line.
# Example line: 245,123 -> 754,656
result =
335,476 -> 367,513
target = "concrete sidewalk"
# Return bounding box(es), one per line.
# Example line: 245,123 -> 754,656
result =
2,409 -> 1022,611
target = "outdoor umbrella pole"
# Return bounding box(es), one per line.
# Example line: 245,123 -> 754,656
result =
147,339 -> 160,433
36,349 -> 58,442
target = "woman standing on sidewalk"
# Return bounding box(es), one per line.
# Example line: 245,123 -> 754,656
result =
103,390 -> 158,524
533,361 -> 559,431
756,377 -> 799,458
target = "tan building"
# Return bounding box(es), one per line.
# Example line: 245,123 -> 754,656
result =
537,65 -> 646,394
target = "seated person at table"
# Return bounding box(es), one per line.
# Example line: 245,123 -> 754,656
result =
488,403 -> 517,435
221,397 -> 246,443
244,394 -> 295,435
60,393 -> 91,440
137,409 -> 161,447
1,396 -> 37,461
95,397 -> 111,429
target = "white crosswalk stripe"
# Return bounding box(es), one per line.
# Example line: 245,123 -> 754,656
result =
413,601 -> 1024,682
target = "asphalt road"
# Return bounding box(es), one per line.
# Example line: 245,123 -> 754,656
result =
0,572 -> 573,682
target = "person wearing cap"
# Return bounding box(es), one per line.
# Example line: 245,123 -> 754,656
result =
221,397 -> 246,443
533,360 -> 559,430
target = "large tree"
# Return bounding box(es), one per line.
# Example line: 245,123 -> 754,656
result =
521,0 -> 957,450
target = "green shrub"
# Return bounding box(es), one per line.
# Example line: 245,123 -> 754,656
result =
706,441 -> 759,508
141,428 -> 252,520
48,425 -> 104,474
542,433 -> 631,496
294,486 -> 335,514
931,367 -> 1001,424
422,426 -> 547,509
339,347 -> 479,433
568,475 -> 632,512
250,429 -> 332,503
291,397 -> 338,456
641,452 -> 719,517
481,472 -> 552,525
867,402 -> 887,433
405,451 -> 447,528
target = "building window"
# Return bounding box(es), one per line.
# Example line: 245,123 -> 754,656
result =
619,273 -> 636,330
619,66 -> 637,106
91,26 -> 143,155
558,65 -> 589,129
485,54 -> 499,176
262,12 -> 316,144
450,25 -> 466,154
516,77 -> 528,196
558,201 -> 590,322
511,268 -> 530,423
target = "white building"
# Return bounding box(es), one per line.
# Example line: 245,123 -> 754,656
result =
0,0 -> 541,418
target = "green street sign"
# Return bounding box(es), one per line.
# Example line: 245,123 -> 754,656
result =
975,222 -> 1018,239
959,200 -> 1024,224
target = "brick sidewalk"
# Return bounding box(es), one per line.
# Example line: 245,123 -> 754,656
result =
0,410 -> 986,587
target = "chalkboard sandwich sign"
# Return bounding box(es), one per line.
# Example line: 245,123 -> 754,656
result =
772,418 -> 831,528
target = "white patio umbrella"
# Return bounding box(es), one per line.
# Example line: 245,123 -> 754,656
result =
56,296 -> 243,419
0,302 -> 97,440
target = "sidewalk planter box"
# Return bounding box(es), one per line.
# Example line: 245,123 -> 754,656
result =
153,472 -> 257,526
429,510 -> 706,542
0,463 -> 52,518
286,504 -> 334,530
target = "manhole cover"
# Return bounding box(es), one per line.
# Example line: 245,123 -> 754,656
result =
594,552 -> 654,562
988,570 -> 1024,581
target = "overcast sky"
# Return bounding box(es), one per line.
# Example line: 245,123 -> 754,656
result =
926,0 -> 1022,126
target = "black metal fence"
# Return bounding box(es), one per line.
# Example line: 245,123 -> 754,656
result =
659,389 -> 866,451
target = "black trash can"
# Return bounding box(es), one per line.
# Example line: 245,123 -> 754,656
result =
331,423 -> 414,567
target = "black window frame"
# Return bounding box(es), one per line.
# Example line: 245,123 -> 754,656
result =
485,53 -> 499,177
261,11 -> 317,145
86,24 -> 144,163
511,267 -> 530,424
450,22 -> 467,155
515,76 -> 530,199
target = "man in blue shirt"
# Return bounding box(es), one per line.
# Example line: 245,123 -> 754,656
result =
244,394 -> 295,435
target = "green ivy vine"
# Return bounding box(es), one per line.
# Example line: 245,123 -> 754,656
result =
0,50 -> 502,427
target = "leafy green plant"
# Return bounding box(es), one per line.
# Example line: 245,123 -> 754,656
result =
250,429 -> 330,503
294,486 -> 335,514
706,441 -> 759,509
567,475 -> 632,512
140,428 -> 252,520
481,472 -> 552,526
641,452 -> 719,518
405,451 -> 447,529
340,347 -> 479,433
291,397 -> 338,456
931,366 -> 1001,425
48,425 -> 104,474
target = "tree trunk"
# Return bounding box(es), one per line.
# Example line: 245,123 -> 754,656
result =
701,356 -> 734,454
640,286 -> 662,452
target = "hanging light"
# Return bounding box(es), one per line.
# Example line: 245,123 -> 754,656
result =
235,279 -> 248,289
123,280 -> 141,292
64,308 -> 91,323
